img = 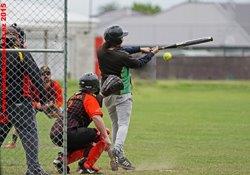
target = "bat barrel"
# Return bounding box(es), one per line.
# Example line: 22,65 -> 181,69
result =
158,37 -> 213,50
177,37 -> 213,47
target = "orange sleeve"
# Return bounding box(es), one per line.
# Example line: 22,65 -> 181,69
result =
53,81 -> 63,108
83,94 -> 103,118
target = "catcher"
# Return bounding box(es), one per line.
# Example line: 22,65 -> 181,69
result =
50,73 -> 123,174
4,66 -> 63,149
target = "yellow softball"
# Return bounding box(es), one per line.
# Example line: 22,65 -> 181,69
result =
163,52 -> 173,61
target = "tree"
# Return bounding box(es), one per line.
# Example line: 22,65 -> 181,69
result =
98,2 -> 120,14
132,2 -> 161,15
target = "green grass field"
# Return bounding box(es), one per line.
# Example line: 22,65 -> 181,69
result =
1,80 -> 250,175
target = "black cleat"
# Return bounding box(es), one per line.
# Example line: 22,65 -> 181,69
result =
53,152 -> 70,174
112,149 -> 135,170
78,159 -> 102,174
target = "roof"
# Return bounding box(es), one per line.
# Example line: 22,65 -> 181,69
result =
95,8 -> 144,27
226,3 -> 250,35
95,2 -> 250,47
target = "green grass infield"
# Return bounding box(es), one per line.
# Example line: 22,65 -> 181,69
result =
1,80 -> 250,175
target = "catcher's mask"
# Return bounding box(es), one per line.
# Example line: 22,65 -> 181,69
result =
5,23 -> 26,48
104,26 -> 128,45
79,73 -> 100,95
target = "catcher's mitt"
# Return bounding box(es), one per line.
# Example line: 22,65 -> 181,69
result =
100,75 -> 124,97
43,104 -> 62,119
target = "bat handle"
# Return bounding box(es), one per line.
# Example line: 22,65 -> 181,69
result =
158,47 -> 165,50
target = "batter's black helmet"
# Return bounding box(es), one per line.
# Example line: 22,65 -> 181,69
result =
79,73 -> 100,94
104,26 -> 128,44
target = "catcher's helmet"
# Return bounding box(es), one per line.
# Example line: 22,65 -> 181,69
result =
79,73 -> 100,94
104,26 -> 128,44
6,23 -> 26,48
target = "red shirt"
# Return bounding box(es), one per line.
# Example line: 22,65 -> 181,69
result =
32,80 -> 63,109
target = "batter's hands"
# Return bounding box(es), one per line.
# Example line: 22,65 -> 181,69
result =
41,101 -> 61,118
151,46 -> 159,54
140,47 -> 151,53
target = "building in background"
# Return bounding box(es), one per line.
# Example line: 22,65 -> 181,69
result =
7,1 -> 250,79
95,2 -> 250,47
94,1 -> 250,80
7,1 -> 98,80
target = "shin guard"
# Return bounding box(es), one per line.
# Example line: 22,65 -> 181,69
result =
84,139 -> 106,168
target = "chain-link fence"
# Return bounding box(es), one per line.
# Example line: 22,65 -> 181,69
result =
1,0 -> 67,174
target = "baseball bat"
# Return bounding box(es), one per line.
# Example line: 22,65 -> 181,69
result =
158,37 -> 213,50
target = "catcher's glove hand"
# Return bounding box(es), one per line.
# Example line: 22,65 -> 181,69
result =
43,103 -> 62,119
100,75 -> 124,97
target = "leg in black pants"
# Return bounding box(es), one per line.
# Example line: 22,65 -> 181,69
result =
50,127 -> 98,174
7,102 -> 48,175
67,127 -> 98,152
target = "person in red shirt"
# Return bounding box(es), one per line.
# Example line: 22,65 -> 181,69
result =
31,65 -> 63,111
37,66 -> 63,110
4,65 -> 63,149
50,73 -> 111,174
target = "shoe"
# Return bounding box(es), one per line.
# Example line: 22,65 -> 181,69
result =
117,156 -> 135,170
78,159 -> 102,174
110,158 -> 118,171
108,150 -> 118,171
4,142 -> 16,149
53,152 -> 70,174
112,149 -> 135,170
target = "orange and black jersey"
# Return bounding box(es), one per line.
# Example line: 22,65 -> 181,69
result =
67,92 -> 103,129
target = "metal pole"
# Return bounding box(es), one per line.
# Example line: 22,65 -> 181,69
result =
0,49 -> 63,53
63,0 -> 68,174
44,29 -> 48,65
88,0 -> 92,33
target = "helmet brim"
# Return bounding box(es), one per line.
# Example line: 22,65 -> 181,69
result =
121,32 -> 128,38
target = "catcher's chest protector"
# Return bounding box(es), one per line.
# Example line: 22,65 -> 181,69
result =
67,93 -> 91,128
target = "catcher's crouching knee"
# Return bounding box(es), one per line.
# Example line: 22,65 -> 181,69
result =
50,132 -> 63,147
